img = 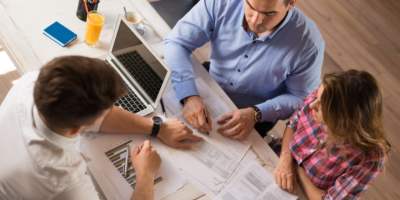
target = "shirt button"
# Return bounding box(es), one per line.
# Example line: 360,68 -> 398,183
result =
230,83 -> 233,86
237,69 -> 241,72
320,139 -> 323,143
310,149 -> 314,153
244,55 -> 248,58
299,159 -> 303,163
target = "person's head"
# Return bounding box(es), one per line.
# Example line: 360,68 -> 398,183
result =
310,70 -> 389,165
34,56 -> 128,136
244,0 -> 296,35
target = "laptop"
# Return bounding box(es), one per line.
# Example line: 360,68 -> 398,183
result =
103,15 -> 171,116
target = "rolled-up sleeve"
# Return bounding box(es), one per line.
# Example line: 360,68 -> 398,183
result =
164,0 -> 218,101
84,122 -> 102,133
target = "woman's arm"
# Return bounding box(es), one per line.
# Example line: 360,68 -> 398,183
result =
274,127 -> 297,193
294,164 -> 325,200
273,98 -> 304,193
281,126 -> 295,153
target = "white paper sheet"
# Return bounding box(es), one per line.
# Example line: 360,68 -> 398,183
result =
164,78 -> 251,192
87,161 -> 116,200
79,133 -> 186,200
215,161 -> 298,200
185,150 -> 257,199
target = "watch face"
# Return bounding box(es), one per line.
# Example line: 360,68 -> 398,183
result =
152,116 -> 163,125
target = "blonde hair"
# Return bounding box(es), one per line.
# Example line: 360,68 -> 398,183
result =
319,70 -> 389,168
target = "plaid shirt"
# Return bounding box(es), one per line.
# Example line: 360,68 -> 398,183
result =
270,89 -> 385,200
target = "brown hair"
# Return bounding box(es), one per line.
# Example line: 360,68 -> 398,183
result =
320,70 -> 389,167
34,56 -> 128,128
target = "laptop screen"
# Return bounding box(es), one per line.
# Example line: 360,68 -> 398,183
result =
111,21 -> 167,103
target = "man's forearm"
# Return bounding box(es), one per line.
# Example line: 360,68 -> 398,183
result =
99,106 -> 152,134
295,165 -> 324,200
130,175 -> 154,200
257,93 -> 302,122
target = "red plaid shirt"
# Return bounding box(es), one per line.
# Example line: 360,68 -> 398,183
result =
270,89 -> 385,200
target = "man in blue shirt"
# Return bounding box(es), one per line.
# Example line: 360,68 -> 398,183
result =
164,0 -> 324,140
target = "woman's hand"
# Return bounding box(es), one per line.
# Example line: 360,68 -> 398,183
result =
273,153 -> 297,193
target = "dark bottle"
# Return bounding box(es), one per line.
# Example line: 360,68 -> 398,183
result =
76,0 -> 100,22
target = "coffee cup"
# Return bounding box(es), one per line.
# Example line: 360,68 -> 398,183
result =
124,12 -> 142,29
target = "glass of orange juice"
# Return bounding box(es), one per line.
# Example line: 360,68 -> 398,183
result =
84,10 -> 105,47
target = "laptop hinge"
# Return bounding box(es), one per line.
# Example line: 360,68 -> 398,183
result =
109,59 -> 151,106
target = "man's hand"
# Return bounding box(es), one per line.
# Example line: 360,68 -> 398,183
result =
131,140 -> 161,180
157,119 -> 203,148
216,108 -> 255,140
182,96 -> 212,133
273,153 -> 297,193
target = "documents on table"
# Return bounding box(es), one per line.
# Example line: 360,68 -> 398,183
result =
185,149 -> 257,199
76,132 -> 186,200
163,78 -> 252,192
215,161 -> 298,200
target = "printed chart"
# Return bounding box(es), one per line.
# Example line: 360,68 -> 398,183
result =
102,138 -> 163,189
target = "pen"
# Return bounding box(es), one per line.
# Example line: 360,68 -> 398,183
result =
124,145 -> 129,177
204,106 -> 209,135
160,98 -> 167,118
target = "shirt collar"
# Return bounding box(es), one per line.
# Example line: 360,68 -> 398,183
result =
241,9 -> 294,41
33,105 -> 80,147
268,9 -> 293,39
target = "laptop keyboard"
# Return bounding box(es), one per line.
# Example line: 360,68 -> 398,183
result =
116,51 -> 163,101
104,60 -> 147,114
114,83 -> 147,113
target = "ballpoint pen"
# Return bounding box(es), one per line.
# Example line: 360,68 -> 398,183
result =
160,98 -> 167,118
204,106 -> 209,135
124,145 -> 129,177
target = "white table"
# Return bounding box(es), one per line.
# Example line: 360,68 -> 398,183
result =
0,0 -> 305,199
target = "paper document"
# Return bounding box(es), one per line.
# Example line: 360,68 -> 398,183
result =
215,161 -> 298,200
77,132 -> 186,200
87,161 -> 116,200
185,150 -> 257,198
164,78 -> 251,192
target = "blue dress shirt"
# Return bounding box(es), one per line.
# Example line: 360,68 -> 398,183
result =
164,0 -> 325,122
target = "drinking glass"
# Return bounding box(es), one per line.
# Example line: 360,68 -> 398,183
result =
84,10 -> 105,47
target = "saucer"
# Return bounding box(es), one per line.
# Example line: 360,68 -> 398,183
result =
136,23 -> 146,37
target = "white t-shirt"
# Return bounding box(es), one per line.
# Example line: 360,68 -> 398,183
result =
0,72 -> 100,200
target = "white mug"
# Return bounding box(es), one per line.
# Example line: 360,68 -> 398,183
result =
124,12 -> 142,29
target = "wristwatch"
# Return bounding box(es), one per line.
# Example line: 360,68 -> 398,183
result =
150,116 -> 163,137
249,106 -> 262,123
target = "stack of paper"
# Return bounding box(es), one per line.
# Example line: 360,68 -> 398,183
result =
215,161 -> 298,200
163,78 -> 252,194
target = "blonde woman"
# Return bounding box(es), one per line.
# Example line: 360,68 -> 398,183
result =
270,70 -> 390,200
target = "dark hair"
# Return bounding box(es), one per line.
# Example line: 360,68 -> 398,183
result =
34,56 -> 128,128
320,70 -> 389,167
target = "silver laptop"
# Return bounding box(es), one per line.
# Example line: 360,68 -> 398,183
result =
103,15 -> 171,116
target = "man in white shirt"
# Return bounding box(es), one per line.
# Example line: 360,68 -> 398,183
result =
0,56 -> 202,200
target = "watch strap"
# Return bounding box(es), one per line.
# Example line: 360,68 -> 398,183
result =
150,124 -> 161,137
249,106 -> 262,123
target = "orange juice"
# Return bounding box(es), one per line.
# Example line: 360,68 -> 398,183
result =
84,11 -> 105,47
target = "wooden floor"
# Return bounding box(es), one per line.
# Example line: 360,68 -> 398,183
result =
0,0 -> 399,199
